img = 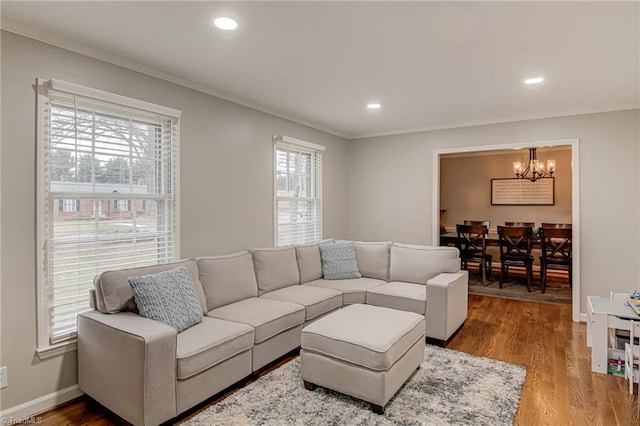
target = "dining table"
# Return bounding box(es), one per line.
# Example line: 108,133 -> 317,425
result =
440,231 -> 543,248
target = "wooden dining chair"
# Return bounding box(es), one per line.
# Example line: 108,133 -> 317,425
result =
463,220 -> 490,227
456,224 -> 492,286
540,222 -> 572,229
504,221 -> 535,228
539,227 -> 572,293
497,225 -> 534,292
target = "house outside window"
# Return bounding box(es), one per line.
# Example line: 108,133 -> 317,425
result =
59,199 -> 79,212
274,135 -> 324,246
37,78 -> 181,355
114,199 -> 131,211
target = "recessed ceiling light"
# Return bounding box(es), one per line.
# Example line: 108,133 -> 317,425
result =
214,17 -> 238,30
524,76 -> 544,85
366,103 -> 381,110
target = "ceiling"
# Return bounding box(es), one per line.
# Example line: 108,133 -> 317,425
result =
2,1 -> 638,139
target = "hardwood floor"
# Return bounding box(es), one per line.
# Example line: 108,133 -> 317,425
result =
38,294 -> 640,425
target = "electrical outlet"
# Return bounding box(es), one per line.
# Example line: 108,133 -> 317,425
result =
0,366 -> 7,388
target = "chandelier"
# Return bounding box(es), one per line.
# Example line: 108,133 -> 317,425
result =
513,148 -> 556,182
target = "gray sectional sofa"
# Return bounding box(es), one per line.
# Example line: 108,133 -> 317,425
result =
78,240 -> 468,426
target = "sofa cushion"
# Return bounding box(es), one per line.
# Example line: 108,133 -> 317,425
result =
354,241 -> 391,281
301,304 -> 425,371
390,244 -> 460,285
94,259 -> 207,314
128,266 -> 203,332
207,298 -> 305,344
366,282 -> 427,315
296,239 -> 334,284
176,317 -> 254,380
303,277 -> 385,304
319,241 -> 362,280
251,246 -> 300,295
197,252 -> 258,311
260,285 -> 342,321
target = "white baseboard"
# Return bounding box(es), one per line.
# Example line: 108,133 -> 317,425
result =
579,312 -> 588,323
0,384 -> 83,419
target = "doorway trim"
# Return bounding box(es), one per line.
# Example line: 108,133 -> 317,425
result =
432,138 -> 580,322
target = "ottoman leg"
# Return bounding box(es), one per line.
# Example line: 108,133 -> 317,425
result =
303,380 -> 317,391
371,404 -> 385,415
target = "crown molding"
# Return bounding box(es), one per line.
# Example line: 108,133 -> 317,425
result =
2,20 -> 637,142
349,105 -> 640,140
0,20 -> 350,139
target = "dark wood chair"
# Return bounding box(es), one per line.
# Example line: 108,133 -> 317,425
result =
505,221 -> 535,228
539,227 -> 572,293
540,222 -> 572,229
464,220 -> 490,227
456,224 -> 492,286
497,225 -> 534,292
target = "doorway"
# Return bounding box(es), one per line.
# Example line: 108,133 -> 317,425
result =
432,138 -> 581,322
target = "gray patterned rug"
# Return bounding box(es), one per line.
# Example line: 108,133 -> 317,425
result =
180,345 -> 526,426
468,276 -> 572,305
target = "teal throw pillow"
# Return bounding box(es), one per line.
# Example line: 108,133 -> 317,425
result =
128,266 -> 203,332
319,241 -> 362,280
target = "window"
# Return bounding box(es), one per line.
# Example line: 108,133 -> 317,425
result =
274,135 -> 324,246
114,199 -> 131,211
59,199 -> 80,212
37,79 -> 181,354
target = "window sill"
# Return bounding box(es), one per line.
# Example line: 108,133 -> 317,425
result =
37,340 -> 77,360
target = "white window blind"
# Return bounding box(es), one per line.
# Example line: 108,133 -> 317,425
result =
274,136 -> 324,246
38,80 -> 180,347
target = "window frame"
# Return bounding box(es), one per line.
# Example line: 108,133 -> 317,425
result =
36,78 -> 182,358
273,135 -> 325,246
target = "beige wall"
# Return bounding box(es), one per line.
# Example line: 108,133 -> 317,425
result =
348,109 -> 640,313
440,149 -> 572,229
0,32 -> 349,411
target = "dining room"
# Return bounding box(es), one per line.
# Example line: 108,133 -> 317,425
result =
437,144 -> 574,305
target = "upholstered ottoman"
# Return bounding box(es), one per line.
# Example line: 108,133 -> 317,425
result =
300,304 -> 425,414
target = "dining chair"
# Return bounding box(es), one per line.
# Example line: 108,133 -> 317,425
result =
456,224 -> 492,286
540,222 -> 572,229
539,227 -> 572,293
463,220 -> 490,228
504,221 -> 535,228
497,225 -> 534,292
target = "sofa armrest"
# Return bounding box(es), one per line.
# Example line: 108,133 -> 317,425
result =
425,270 -> 468,341
78,310 -> 178,426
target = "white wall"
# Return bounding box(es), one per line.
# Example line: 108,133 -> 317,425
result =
0,31 -> 349,411
348,109 -> 640,315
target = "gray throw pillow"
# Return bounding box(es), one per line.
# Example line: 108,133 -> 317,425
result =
319,241 -> 362,280
128,266 -> 203,332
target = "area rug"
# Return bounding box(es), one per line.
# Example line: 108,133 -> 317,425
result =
468,276 -> 572,305
180,345 -> 526,426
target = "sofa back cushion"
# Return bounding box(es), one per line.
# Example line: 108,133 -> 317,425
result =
389,243 -> 460,285
94,259 -> 207,314
296,239 -> 334,284
251,246 -> 300,295
354,241 -> 391,281
198,251 -> 258,311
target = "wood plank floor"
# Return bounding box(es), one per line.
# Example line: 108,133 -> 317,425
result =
38,294 -> 640,425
